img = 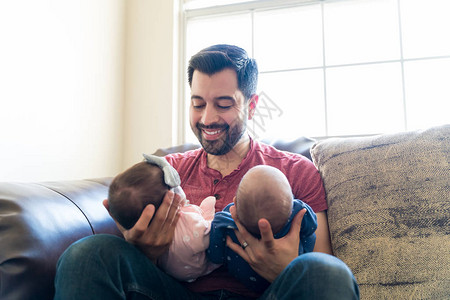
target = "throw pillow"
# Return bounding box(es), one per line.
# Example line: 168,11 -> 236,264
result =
311,124 -> 449,299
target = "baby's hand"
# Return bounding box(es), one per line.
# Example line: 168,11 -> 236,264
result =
199,196 -> 216,221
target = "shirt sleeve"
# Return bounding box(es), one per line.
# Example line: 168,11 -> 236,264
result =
285,156 -> 328,213
206,213 -> 228,264
206,205 -> 237,264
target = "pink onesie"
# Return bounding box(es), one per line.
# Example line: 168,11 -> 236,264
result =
157,196 -> 221,282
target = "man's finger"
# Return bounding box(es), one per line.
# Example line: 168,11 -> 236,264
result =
168,207 -> 182,233
258,218 -> 275,249
149,190 -> 174,230
166,192 -> 182,224
287,208 -> 306,239
133,204 -> 156,232
230,204 -> 256,246
226,236 -> 250,263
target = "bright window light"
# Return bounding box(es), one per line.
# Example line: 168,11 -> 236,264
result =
185,13 -> 252,62
326,63 -> 405,136
254,69 -> 326,139
324,0 -> 400,65
401,0 -> 450,59
254,5 -> 323,71
404,58 -> 450,130
183,0 -> 450,141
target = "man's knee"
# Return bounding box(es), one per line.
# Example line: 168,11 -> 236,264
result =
272,252 -> 359,299
295,252 -> 351,273
58,234 -> 128,266
287,252 -> 355,282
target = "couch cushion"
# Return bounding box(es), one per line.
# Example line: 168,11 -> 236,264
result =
311,124 -> 449,299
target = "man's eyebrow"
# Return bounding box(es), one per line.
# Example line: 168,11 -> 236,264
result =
191,94 -> 236,102
191,95 -> 236,102
191,95 -> 203,100
215,96 -> 235,101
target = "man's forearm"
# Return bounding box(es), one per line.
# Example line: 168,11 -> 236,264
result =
313,211 -> 333,255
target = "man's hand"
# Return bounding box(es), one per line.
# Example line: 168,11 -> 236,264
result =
226,205 -> 306,282
103,190 -> 182,262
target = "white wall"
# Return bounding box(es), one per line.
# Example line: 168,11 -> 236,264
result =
123,0 -> 180,169
0,0 -> 126,181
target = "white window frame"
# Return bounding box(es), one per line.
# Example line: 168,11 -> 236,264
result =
179,0 -> 450,142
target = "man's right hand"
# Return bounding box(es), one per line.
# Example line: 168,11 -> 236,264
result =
103,190 -> 182,262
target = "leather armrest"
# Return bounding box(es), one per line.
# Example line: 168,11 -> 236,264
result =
0,179 -> 120,300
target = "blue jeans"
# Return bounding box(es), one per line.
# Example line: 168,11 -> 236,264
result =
54,234 -> 359,300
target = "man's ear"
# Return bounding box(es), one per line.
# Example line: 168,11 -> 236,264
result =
247,94 -> 258,120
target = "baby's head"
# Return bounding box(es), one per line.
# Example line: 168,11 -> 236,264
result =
108,161 -> 169,229
235,165 -> 293,236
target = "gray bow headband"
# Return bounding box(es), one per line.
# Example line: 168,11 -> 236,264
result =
142,153 -> 186,200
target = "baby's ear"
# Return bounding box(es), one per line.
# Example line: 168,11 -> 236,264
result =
102,199 -> 110,213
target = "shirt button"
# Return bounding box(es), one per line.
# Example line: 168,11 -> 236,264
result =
214,194 -> 221,200
213,179 -> 219,185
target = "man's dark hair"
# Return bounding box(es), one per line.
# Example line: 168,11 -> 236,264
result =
108,162 -> 169,229
187,44 -> 258,100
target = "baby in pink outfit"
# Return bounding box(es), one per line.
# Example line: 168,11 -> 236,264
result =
108,155 -> 220,282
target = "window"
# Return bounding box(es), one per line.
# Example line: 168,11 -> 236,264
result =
182,0 -> 450,142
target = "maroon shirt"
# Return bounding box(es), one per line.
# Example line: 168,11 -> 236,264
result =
165,138 -> 327,297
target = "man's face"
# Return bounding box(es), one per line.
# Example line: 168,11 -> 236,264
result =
189,68 -> 248,155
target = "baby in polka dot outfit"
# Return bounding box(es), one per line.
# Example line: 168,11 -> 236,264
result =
108,154 -> 221,282
207,165 -> 318,293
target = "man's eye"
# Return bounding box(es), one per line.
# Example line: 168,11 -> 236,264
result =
217,105 -> 232,109
193,104 -> 205,109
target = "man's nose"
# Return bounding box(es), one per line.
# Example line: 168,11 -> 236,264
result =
200,104 -> 219,125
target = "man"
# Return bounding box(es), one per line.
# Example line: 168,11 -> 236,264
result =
54,44 -> 359,299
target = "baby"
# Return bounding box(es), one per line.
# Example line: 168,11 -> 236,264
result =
108,154 -> 220,282
207,165 -> 318,293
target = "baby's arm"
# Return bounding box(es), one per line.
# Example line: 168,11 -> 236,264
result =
297,200 -> 318,236
206,204 -> 237,264
294,199 -> 318,254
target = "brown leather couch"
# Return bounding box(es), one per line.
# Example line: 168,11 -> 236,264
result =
0,137 -> 315,300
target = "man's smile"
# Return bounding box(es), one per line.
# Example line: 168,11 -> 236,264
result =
202,128 -> 225,140
197,123 -> 229,141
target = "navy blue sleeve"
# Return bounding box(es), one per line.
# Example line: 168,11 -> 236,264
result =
275,200 -> 318,254
297,199 -> 318,253
206,207 -> 237,264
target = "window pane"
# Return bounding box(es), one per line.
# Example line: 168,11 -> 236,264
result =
324,0 -> 400,65
253,4 -> 323,72
401,0 -> 450,59
185,13 -> 252,62
326,63 -> 404,136
404,58 -> 450,130
252,69 -> 326,139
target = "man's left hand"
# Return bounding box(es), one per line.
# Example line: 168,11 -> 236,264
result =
226,205 -> 306,282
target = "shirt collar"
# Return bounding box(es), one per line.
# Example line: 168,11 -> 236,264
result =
199,135 -> 256,178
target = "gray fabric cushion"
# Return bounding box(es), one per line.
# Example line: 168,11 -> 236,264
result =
311,124 -> 450,299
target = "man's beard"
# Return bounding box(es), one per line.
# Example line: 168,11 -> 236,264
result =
193,120 -> 246,155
